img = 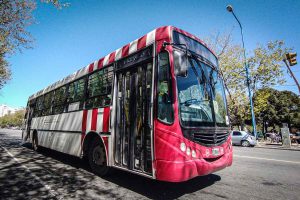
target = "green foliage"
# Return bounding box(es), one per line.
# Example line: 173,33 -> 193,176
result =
0,110 -> 25,127
227,90 -> 249,126
204,32 -> 293,127
248,40 -> 292,92
0,0 -> 67,90
42,0 -> 69,9
0,0 -> 35,89
254,88 -> 300,128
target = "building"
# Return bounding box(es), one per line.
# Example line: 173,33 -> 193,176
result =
0,105 -> 19,117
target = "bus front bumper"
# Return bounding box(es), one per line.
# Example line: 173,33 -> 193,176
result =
154,148 -> 233,182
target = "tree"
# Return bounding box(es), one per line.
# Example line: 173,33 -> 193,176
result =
0,0 -> 68,90
248,40 -> 292,93
42,0 -> 70,9
0,109 -> 25,127
204,32 -> 292,128
253,88 -> 278,132
253,88 -> 300,132
204,31 -> 246,99
276,90 -> 300,128
0,0 -> 35,89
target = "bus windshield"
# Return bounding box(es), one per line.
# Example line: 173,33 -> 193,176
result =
177,56 -> 227,127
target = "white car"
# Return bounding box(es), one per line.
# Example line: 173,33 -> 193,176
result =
231,131 -> 257,147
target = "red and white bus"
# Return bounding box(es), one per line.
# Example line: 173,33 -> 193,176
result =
23,26 -> 232,182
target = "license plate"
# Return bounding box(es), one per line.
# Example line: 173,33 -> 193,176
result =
212,148 -> 220,156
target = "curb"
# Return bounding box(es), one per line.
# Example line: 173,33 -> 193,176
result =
255,145 -> 300,151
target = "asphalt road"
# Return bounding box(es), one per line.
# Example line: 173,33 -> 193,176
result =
0,129 -> 299,200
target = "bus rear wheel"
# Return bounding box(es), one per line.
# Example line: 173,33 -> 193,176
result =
88,139 -> 110,176
32,132 -> 39,151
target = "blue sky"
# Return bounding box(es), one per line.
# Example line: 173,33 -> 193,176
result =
1,0 -> 299,108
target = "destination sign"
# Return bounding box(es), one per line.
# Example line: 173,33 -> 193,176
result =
116,46 -> 153,70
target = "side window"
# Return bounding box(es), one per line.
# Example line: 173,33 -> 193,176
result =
157,52 -> 174,123
53,86 -> 67,114
34,96 -> 43,117
86,66 -> 113,109
27,99 -> 35,119
42,92 -> 53,116
67,78 -> 86,111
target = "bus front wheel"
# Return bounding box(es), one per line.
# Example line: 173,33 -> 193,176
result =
88,139 -> 110,176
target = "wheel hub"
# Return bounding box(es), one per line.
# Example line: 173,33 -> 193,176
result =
93,146 -> 105,166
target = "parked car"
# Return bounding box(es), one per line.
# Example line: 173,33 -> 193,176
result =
251,131 -> 264,140
231,130 -> 257,147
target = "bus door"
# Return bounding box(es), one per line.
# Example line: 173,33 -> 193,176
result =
115,62 -> 153,174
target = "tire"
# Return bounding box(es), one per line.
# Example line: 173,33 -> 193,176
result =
32,132 -> 39,151
241,140 -> 250,147
88,139 -> 110,176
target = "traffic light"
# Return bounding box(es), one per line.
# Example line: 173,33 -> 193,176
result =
286,53 -> 297,66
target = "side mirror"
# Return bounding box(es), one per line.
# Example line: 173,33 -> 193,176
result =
174,50 -> 188,77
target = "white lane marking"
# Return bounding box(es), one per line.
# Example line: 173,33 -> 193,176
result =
0,146 -> 63,200
234,154 -> 300,165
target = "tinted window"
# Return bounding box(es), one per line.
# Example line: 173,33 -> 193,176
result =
157,52 -> 174,124
67,77 -> 86,111
173,31 -> 217,66
53,86 -> 67,114
34,96 -> 43,117
68,78 -> 85,103
86,66 -> 113,109
42,92 -> 53,116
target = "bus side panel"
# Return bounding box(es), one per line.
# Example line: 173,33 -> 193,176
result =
31,111 -> 83,157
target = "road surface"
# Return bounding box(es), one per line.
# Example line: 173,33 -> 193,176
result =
0,129 -> 299,200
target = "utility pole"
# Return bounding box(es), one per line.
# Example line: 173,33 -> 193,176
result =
283,53 -> 300,94
226,5 -> 257,138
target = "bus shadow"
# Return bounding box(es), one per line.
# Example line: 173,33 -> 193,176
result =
21,145 -> 221,199
104,170 -> 221,199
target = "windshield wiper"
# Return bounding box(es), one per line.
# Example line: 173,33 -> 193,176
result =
188,54 -> 207,91
180,98 -> 200,106
190,53 -> 218,72
188,56 -> 206,88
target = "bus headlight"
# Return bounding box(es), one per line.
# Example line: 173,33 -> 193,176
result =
191,150 -> 196,158
180,142 -> 186,152
186,147 -> 191,156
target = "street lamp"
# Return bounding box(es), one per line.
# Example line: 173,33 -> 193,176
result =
226,5 -> 257,138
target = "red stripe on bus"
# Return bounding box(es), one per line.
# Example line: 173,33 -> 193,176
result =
155,26 -> 169,41
137,35 -> 147,50
122,44 -> 130,57
102,107 -> 110,132
81,110 -> 88,144
108,52 -> 116,64
88,63 -> 94,73
98,58 -> 104,69
91,108 -> 98,131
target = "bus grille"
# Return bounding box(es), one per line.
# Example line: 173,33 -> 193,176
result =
193,130 -> 229,146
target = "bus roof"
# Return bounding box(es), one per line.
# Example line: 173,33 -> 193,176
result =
29,26 -> 215,100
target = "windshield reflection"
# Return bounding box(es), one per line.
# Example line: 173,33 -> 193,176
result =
177,56 -> 227,127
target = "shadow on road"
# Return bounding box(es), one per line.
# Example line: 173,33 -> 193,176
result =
104,171 -> 221,199
0,138 -> 221,199
31,145 -> 221,199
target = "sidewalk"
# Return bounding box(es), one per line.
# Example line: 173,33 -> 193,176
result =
255,141 -> 300,151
